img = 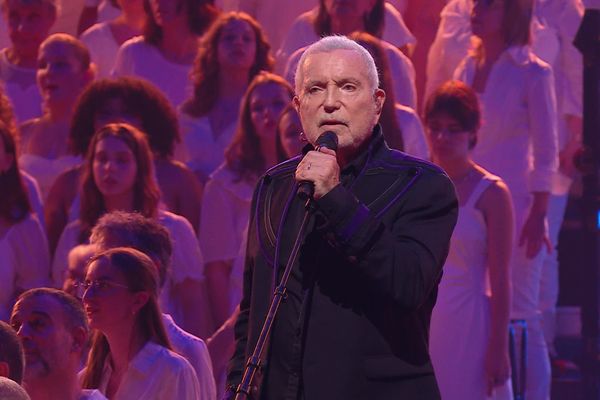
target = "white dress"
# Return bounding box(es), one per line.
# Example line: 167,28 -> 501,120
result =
0,49 -> 41,123
0,214 -> 50,321
80,22 -> 126,78
52,210 -> 205,325
175,112 -> 238,182
112,37 -> 194,107
430,173 -> 512,400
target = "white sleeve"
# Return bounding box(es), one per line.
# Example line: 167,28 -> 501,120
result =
166,357 -> 202,400
166,214 -> 205,283
275,12 -> 317,73
12,216 -> 51,290
52,222 -> 81,288
198,180 -> 239,263
111,42 -> 133,77
396,105 -> 429,159
189,340 -> 217,400
556,0 -> 584,117
382,2 -> 416,48
385,44 -> 417,109
527,63 -> 559,193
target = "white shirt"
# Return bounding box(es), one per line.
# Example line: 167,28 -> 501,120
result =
96,342 -> 200,400
163,314 -> 216,400
454,46 -> 558,198
284,40 -> 417,110
81,22 -> 127,78
175,112 -> 238,182
0,214 -> 50,321
0,49 -> 42,123
276,2 -> 416,72
112,37 -> 194,107
198,164 -> 254,264
19,154 -> 82,202
21,170 -> 45,229
53,211 -> 205,325
395,104 -> 429,160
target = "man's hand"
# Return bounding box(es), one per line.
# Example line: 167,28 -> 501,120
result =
295,148 -> 340,199
518,192 -> 552,258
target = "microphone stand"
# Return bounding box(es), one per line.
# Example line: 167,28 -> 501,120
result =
234,196 -> 314,400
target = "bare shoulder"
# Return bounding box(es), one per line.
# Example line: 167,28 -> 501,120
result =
476,175 -> 512,215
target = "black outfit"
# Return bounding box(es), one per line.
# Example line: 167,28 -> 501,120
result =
226,127 -> 458,400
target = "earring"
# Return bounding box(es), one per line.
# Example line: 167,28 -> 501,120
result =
299,132 -> 308,142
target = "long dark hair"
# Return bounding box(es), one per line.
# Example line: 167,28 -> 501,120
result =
79,123 -> 161,242
313,0 -> 385,38
81,247 -> 171,390
0,120 -> 31,223
142,0 -> 219,46
349,31 -> 403,150
181,12 -> 274,118
224,72 -> 292,183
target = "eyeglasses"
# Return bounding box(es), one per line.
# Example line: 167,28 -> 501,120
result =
427,126 -> 469,138
73,280 -> 130,298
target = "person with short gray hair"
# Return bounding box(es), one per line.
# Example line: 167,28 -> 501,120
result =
0,377 -> 31,400
226,35 -> 458,399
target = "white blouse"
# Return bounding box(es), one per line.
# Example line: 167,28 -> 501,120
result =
0,214 -> 50,321
96,341 -> 200,400
0,49 -> 41,123
112,37 -> 194,107
454,46 -> 558,198
81,22 -> 126,78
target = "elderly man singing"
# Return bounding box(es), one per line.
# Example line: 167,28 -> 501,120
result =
226,35 -> 458,400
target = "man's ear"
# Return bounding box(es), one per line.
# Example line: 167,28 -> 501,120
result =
293,95 -> 300,111
0,361 -> 9,378
374,88 -> 386,116
70,326 -> 88,354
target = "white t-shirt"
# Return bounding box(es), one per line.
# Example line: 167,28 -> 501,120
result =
0,49 -> 42,123
81,22 -> 127,78
163,313 -> 216,400
395,104 -> 429,160
112,37 -> 194,107
19,154 -> 82,202
276,2 -> 416,72
176,112 -> 238,182
0,213 -> 50,321
95,342 -> 200,400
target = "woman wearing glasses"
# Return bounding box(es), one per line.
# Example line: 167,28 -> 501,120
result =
80,247 -> 200,399
425,81 -> 513,399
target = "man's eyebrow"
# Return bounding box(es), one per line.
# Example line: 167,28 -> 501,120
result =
303,79 -> 325,89
334,78 -> 362,86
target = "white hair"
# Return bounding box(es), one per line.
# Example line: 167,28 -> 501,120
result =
0,377 -> 30,400
294,35 -> 380,94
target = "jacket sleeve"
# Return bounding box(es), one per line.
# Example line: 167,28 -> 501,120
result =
315,170 -> 458,310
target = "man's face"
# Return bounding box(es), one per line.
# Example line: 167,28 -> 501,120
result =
294,49 -> 384,161
9,295 -> 73,381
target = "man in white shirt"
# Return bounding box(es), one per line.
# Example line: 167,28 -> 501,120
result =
88,211 -> 217,400
9,288 -> 106,400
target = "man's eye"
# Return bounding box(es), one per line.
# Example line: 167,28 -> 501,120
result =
307,87 -> 322,94
342,84 -> 356,91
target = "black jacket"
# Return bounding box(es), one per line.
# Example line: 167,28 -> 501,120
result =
227,129 -> 458,399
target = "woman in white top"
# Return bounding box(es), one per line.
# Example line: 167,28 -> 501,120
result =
80,247 -> 200,400
53,123 -> 207,337
178,12 -> 274,183
0,0 -> 57,123
276,1 -> 415,71
80,0 -> 146,78
0,119 -> 50,321
199,72 -> 292,333
453,1 -> 558,398
45,77 -> 203,254
425,81 -> 513,400
112,0 -> 219,107
19,34 -> 94,200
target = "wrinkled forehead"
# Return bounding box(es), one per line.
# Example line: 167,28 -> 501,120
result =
300,49 -> 372,88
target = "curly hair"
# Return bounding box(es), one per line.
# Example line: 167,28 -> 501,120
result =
224,72 -> 293,183
313,0 -> 385,38
79,123 -> 161,242
181,11 -> 274,118
142,0 -> 219,46
69,77 -> 180,159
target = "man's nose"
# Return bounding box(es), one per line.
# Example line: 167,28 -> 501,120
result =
323,87 -> 341,112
